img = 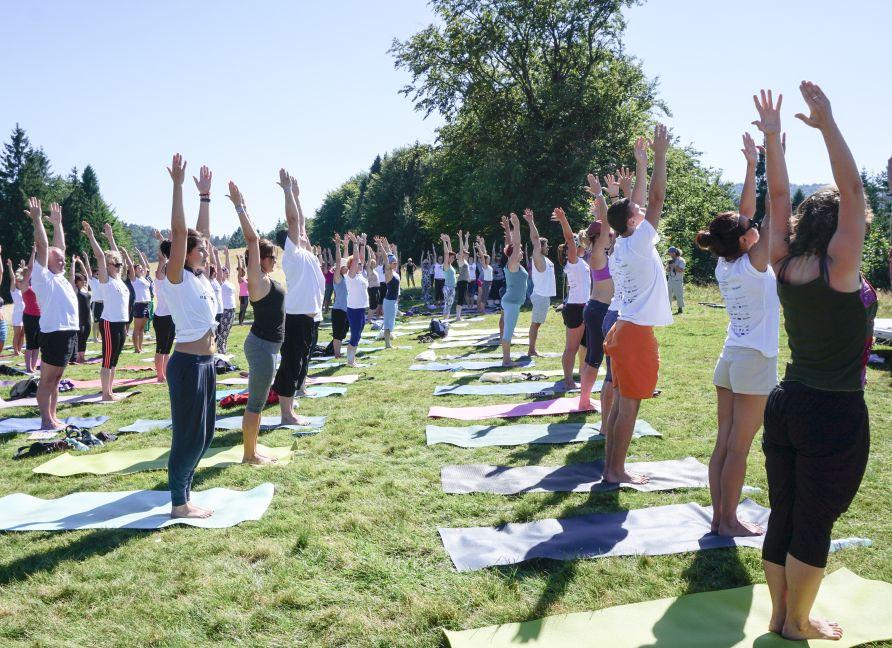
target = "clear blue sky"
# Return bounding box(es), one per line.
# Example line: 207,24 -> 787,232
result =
1,1 -> 888,236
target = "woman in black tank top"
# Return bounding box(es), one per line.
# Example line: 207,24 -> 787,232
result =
227,182 -> 286,464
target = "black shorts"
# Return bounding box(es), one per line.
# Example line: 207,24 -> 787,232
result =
40,330 -> 77,367
331,308 -> 349,341
133,302 -> 151,319
378,284 -> 387,305
562,302 -> 585,329
367,286 -> 379,311
153,314 -> 176,355
101,319 -> 127,369
92,302 -> 104,322
76,323 -> 90,353
456,280 -> 469,304
23,313 -> 41,350
583,300 -> 609,368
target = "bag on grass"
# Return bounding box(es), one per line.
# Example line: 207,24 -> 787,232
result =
429,319 -> 449,338
9,377 -> 38,401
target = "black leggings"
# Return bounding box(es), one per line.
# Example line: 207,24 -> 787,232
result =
762,381 -> 869,568
153,314 -> 176,355
272,314 -> 314,398
101,320 -> 127,369
238,295 -> 249,325
23,313 -> 41,350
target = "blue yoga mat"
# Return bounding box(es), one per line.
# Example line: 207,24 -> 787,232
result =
425,420 -> 660,447
0,415 -> 110,435
411,359 -> 535,372
433,380 -> 602,397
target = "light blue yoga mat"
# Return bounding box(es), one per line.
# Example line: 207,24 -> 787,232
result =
214,415 -> 325,435
425,420 -> 660,447
216,387 -> 345,401
411,360 -> 535,372
118,419 -> 173,433
433,380 -> 602,397
0,483 -> 274,530
0,415 -> 110,435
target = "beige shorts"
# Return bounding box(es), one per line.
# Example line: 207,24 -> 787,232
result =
713,346 -> 778,395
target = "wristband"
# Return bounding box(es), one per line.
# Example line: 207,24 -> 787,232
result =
589,191 -> 603,199
235,205 -> 246,215
200,197 -> 211,203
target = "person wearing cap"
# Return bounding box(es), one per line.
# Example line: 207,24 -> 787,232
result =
666,246 -> 686,314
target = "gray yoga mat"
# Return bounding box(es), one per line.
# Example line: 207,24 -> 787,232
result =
441,457 -> 708,494
118,419 -> 173,433
425,420 -> 661,448
0,415 -> 110,435
433,380 -> 602,397
309,361 -> 373,369
412,360 -> 534,372
298,386 -> 346,398
0,483 -> 274,531
214,415 -> 325,435
439,498 -> 770,572
444,352 -> 560,360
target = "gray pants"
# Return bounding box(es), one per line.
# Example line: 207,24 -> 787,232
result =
244,331 -> 283,414
668,278 -> 685,310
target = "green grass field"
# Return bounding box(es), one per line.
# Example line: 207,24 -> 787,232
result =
0,284 -> 889,647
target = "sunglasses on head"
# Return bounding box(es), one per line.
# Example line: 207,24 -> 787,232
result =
736,215 -> 759,234
111,262 -> 123,267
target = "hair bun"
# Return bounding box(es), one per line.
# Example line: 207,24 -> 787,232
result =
694,230 -> 714,250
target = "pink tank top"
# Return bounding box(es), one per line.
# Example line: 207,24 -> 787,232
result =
238,280 -> 249,297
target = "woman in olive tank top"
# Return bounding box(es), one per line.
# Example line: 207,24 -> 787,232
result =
754,83 -> 877,642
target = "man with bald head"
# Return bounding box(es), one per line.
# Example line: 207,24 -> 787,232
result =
24,197 -> 79,429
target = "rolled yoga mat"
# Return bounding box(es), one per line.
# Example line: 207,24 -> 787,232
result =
411,359 -> 535,372
429,397 -> 598,421
0,415 -> 110,435
433,380 -> 602,397
442,457 -> 708,494
33,443 -> 295,476
425,421 -> 660,448
0,391 -> 137,410
439,499 -> 769,572
0,483 -> 274,530
443,568 -> 892,648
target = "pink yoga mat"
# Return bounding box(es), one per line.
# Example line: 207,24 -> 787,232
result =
428,397 -> 599,421
68,376 -> 160,389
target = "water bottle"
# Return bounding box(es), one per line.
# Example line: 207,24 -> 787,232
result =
829,537 -> 872,552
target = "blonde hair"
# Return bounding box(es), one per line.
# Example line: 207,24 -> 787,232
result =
104,251 -> 122,267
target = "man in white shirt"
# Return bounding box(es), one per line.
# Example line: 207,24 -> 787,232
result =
602,124 -> 672,485
24,198 -> 79,429
666,246 -> 686,314
271,170 -> 324,425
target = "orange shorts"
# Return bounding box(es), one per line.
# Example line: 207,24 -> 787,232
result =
603,320 -> 659,400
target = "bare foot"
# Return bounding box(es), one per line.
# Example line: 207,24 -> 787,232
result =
527,349 -> 541,357
782,617 -> 843,641
562,379 -> 578,390
604,470 -> 650,485
717,518 -> 765,537
710,516 -> 720,534
170,502 -> 214,519
101,393 -> 125,402
242,453 -> 278,465
41,419 -> 60,431
768,610 -> 786,635
280,415 -> 311,426
578,398 -> 592,410
155,377 -> 166,384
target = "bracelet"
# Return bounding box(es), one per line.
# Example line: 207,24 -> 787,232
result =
200,197 -> 211,203
235,205 -> 246,215
199,192 -> 210,197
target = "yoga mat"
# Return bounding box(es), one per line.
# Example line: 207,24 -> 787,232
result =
439,499 -> 769,572
430,338 -> 530,349
0,391 -> 136,410
426,420 -> 661,448
0,483 -> 274,530
444,352 -> 560,360
68,376 -> 160,389
429,397 -> 598,421
297,386 -> 346,398
309,361 -> 372,369
33,443 -> 294,476
433,380 -> 602,397
0,415 -> 110,435
415,350 -> 437,361
442,457 -> 707,494
443,568 -> 892,648
218,375 -> 359,386
479,368 -> 601,382
214,415 -> 325,434
411,360 -> 534,372
118,419 -> 172,433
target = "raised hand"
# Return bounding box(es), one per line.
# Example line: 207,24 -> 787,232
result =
751,89 -> 782,136
617,166 -> 633,196
193,165 -> 212,194
551,207 -> 568,223
603,173 -> 620,198
167,153 -> 186,185
584,173 -> 603,198
103,223 -> 114,239
509,212 -> 520,228
81,221 -> 95,238
24,197 -> 42,221
226,181 -> 244,207
152,229 -> 163,241
650,123 -> 670,155
794,81 -> 832,131
290,175 -> 300,197
522,208 -> 534,223
741,132 -> 759,165
500,215 -> 510,232
48,202 -> 62,225
277,168 -> 291,189
634,136 -> 649,164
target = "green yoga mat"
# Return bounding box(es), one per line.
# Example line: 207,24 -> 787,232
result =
33,443 -> 294,476
445,569 -> 892,648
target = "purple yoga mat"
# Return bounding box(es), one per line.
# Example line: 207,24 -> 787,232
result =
428,397 -> 598,421
439,499 -> 769,572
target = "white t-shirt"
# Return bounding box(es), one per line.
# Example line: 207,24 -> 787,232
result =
154,277 -> 171,317
668,257 -> 687,280
210,279 -> 223,314
31,260 -> 78,332
434,263 -> 445,280
532,257 -> 557,297
564,258 -> 591,304
282,237 -> 324,316
221,281 -> 237,310
165,271 -> 218,343
88,277 -> 103,302
467,262 -> 477,280
482,265 -> 493,282
99,277 -> 131,322
613,220 -> 673,327
11,288 -> 24,324
345,273 -> 370,309
607,254 -> 622,312
716,254 -> 780,357
132,276 -> 152,303
374,265 -> 385,282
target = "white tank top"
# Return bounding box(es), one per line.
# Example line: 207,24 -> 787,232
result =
482,266 -> 493,281
345,273 -> 370,309
165,271 -> 218,343
715,254 -> 780,358
154,277 -> 171,317
564,258 -> 591,304
532,257 -> 556,297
